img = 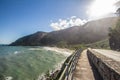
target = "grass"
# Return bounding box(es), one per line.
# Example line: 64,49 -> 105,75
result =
60,39 -> 110,50
86,39 -> 110,49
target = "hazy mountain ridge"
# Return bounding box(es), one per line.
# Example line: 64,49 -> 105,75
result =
10,17 -> 119,46
10,32 -> 47,46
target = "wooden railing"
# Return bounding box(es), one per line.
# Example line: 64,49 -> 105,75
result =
58,49 -> 82,80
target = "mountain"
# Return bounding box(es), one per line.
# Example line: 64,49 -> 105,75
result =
10,31 -> 47,46
10,17 -> 119,46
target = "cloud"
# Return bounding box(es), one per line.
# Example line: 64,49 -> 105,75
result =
50,16 -> 87,30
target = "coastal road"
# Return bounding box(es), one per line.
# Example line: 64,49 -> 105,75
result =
73,50 -> 102,80
93,49 -> 120,62
73,49 -> 120,80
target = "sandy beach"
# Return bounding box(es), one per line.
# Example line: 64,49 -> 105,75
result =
43,47 -> 74,57
38,47 -> 74,80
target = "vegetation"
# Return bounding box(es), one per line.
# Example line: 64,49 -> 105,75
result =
0,74 -> 5,80
116,8 -> 120,16
68,44 -> 87,50
109,19 -> 120,51
56,41 -> 68,48
54,42 -> 86,50
86,39 -> 110,49
54,39 -> 110,50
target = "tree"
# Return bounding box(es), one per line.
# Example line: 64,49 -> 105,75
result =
56,41 -> 68,48
0,74 -> 5,80
116,8 -> 120,16
109,19 -> 120,50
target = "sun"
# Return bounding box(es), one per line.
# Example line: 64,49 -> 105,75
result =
88,0 -> 117,19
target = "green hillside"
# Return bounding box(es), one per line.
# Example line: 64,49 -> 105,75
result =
66,39 -> 110,50
86,39 -> 110,49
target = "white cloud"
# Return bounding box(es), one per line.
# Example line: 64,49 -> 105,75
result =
50,23 -> 61,30
50,16 -> 87,30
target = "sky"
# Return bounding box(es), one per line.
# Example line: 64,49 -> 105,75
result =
0,0 -> 119,44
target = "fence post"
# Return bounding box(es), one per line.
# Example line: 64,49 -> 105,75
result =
58,49 -> 82,80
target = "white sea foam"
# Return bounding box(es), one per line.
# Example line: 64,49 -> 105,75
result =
5,76 -> 13,80
14,51 -> 19,54
43,47 -> 74,57
37,60 -> 65,80
28,48 -> 42,51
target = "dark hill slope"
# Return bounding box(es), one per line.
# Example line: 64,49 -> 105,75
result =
40,17 -> 118,45
10,32 -> 47,46
10,17 -> 119,46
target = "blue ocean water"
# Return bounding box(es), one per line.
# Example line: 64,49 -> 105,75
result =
0,46 -> 66,80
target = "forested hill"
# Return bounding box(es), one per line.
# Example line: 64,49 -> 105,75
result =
10,17 -> 119,46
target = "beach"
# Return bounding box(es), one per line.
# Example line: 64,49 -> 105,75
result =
43,47 -> 74,57
37,47 -> 74,80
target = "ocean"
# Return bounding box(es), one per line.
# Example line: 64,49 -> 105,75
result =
0,46 -> 67,80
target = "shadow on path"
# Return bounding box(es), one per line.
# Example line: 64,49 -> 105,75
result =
87,53 -> 103,80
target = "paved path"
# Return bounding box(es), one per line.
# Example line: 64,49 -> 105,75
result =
73,50 -> 102,80
73,49 -> 120,80
93,49 -> 120,62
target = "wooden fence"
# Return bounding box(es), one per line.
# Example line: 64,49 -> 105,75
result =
57,49 -> 82,80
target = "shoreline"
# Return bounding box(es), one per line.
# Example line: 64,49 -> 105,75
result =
38,60 -> 66,80
43,47 -> 74,57
38,47 -> 74,80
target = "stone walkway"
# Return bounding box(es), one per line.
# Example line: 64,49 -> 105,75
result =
73,50 -> 102,80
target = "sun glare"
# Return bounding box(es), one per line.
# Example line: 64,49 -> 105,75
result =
88,0 -> 117,19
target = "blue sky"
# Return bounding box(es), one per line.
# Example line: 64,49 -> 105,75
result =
0,0 -> 93,44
